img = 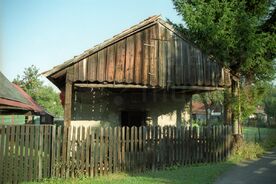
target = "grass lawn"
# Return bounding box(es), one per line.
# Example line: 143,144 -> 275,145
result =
24,163 -> 233,184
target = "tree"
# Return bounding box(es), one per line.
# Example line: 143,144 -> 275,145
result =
13,65 -> 64,117
172,0 -> 276,135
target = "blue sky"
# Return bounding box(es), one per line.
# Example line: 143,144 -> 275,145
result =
1,0 -> 183,86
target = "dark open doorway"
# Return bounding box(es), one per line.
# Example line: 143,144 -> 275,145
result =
121,110 -> 147,127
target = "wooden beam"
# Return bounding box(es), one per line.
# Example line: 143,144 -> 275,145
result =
74,83 -> 153,89
171,86 -> 225,91
64,67 -> 74,126
74,83 -> 225,91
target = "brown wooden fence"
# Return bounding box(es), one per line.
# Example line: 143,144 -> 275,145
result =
0,125 -> 233,183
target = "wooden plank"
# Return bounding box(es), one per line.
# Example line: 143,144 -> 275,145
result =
158,24 -> 165,87
166,30 -> 172,88
54,126 -> 61,177
50,125 -> 56,178
104,127 -> 109,175
121,127 -> 126,171
8,126 -> 15,182
97,49 -> 107,82
117,127 -> 122,172
76,127 -> 81,176
149,25 -> 158,86
28,126 -> 34,181
130,127 -> 134,171
138,126 -> 143,172
115,40 -> 126,82
99,127 -> 103,176
66,126 -> 71,178
106,45 -> 116,82
78,59 -> 84,81
94,128 -> 99,176
23,126 -> 29,181
70,127 -> 76,178
87,54 -> 98,81
142,29 -> 150,85
19,126 -> 25,181
125,35 -> 135,83
108,127 -> 113,174
113,127 -> 117,173
80,127 -> 85,174
134,126 -> 138,171
142,126 -> 147,172
64,67 -> 73,126
73,62 -> 79,81
152,126 -> 156,170
43,126 -> 49,178
134,31 -> 143,84
89,128 -> 94,177
125,127 -> 129,172
85,127 -> 90,176
4,126 -> 10,183
13,126 -> 20,183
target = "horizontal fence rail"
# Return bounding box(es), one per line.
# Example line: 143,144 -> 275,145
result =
0,125 -> 233,183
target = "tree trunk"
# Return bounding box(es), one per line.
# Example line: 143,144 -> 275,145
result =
224,87 -> 232,125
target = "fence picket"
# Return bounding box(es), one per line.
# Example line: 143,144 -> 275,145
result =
0,125 -> 233,183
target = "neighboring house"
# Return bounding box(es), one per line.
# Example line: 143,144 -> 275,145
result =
0,72 -> 53,125
192,102 -> 223,123
43,15 -> 231,127
247,105 -> 268,126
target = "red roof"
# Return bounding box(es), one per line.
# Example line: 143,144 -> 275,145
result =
0,84 -> 47,115
192,102 -> 205,114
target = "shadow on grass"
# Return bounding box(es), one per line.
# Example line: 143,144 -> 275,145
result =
126,162 -> 235,184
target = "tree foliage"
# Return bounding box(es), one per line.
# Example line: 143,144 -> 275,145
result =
172,0 -> 276,82
13,65 -> 63,117
172,0 -> 276,123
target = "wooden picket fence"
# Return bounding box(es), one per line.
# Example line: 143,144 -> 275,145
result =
0,125 -> 233,183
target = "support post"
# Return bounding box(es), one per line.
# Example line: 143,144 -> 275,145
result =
232,78 -> 242,142
64,67 -> 73,127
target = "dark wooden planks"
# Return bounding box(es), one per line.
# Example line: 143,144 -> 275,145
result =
87,54 -> 98,81
106,45 -> 116,82
115,40 -> 126,82
125,36 -> 135,83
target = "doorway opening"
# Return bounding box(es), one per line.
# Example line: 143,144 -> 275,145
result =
121,110 -> 147,127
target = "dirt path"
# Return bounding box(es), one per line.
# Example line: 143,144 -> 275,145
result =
214,147 -> 276,184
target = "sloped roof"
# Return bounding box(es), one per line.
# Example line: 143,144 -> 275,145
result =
42,15 -> 191,78
0,72 -> 51,115
0,72 -> 29,104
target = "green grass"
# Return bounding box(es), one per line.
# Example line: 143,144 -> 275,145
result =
24,163 -> 233,184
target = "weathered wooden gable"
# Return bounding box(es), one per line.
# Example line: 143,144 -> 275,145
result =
70,20 -> 228,88
43,16 -> 230,90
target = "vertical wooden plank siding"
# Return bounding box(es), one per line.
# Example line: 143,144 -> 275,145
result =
87,54 -> 98,81
97,49 -> 106,82
134,31 -> 143,84
106,45 -> 116,82
115,40 -> 126,82
125,36 -> 135,83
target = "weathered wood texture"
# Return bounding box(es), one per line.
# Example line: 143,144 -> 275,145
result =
71,23 -> 230,88
0,125 -> 233,183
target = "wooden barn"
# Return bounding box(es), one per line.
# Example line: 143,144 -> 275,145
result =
43,16 -> 231,127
